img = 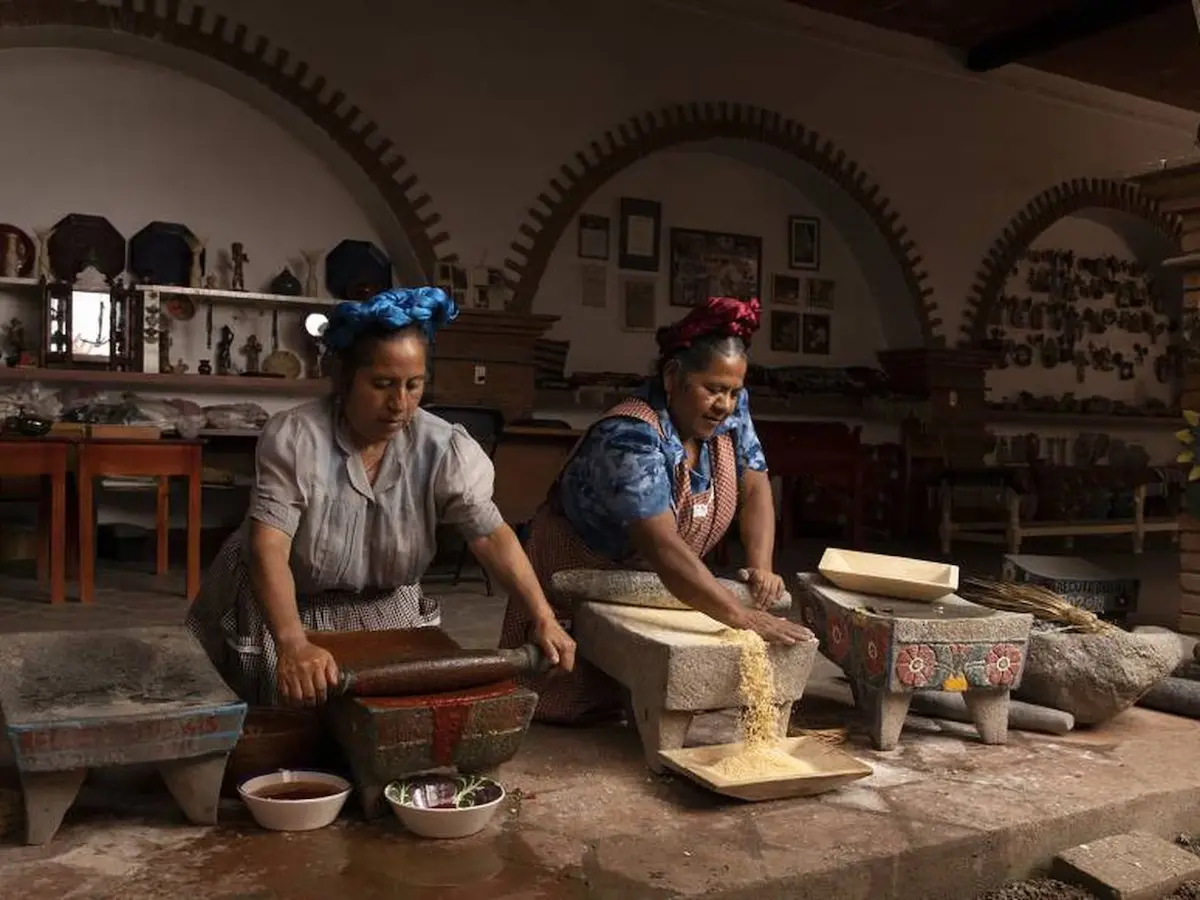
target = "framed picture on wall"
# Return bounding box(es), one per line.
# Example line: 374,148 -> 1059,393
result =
620,275 -> 658,331
578,214 -> 611,261
806,277 -> 835,310
772,273 -> 801,306
802,313 -> 832,355
788,216 -> 821,271
618,198 -> 662,272
770,310 -> 800,353
668,227 -> 762,308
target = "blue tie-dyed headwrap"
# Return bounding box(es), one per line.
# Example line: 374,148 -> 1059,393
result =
322,286 -> 459,352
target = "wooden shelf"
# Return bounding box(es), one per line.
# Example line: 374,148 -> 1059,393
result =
0,367 -> 329,396
986,408 -> 1180,429
137,284 -> 339,310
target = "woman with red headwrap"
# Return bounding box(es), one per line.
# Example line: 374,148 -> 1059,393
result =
499,296 -> 811,725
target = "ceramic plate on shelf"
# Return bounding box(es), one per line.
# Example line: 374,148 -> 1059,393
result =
0,225 -> 35,277
165,295 -> 196,321
658,737 -> 873,802
817,548 -> 958,602
130,221 -> 202,287
47,213 -> 126,282
325,239 -> 392,301
262,349 -> 302,379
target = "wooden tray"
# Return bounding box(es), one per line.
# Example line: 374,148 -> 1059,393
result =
658,736 -> 872,802
818,548 -> 958,602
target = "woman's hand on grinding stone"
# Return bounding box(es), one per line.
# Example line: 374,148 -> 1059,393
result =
276,638 -> 340,706
739,610 -> 813,646
742,568 -> 786,609
532,615 -> 577,675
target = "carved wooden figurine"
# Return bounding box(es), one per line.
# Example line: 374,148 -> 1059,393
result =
230,243 -> 249,292
216,325 -> 235,375
241,334 -> 262,374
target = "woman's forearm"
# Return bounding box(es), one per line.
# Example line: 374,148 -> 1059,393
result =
248,522 -> 306,650
739,474 -> 776,572
469,524 -> 557,623
637,531 -> 747,628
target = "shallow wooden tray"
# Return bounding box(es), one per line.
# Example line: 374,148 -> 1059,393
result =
818,548 -> 958,602
658,736 -> 873,802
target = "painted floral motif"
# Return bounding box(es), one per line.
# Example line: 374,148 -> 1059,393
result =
985,643 -> 1023,686
859,623 -> 891,680
826,611 -> 851,663
894,644 -> 937,688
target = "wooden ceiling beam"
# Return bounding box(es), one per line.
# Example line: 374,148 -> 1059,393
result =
964,0 -> 1185,72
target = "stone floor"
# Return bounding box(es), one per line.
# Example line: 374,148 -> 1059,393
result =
0,534 -> 1194,900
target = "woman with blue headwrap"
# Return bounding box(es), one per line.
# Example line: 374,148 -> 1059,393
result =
186,287 -> 575,707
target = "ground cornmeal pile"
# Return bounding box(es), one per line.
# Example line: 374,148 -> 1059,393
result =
704,629 -> 814,780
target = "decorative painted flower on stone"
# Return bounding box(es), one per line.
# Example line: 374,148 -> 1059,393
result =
1176,410 -> 1200,482
985,643 -> 1023,686
860,624 -> 891,679
826,614 -> 851,663
894,644 -> 936,688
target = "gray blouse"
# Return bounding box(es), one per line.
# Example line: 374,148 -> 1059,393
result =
248,399 -> 504,594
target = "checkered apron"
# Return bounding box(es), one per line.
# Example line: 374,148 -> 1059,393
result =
499,398 -> 738,724
185,525 -> 439,706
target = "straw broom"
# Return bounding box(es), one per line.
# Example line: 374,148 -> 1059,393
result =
959,577 -> 1116,634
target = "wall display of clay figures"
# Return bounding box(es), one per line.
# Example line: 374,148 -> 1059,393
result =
986,248 -> 1178,416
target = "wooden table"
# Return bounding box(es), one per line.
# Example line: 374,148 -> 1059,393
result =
0,437 -> 69,604
77,438 -> 204,604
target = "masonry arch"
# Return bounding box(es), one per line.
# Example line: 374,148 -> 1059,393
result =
0,0 -> 453,281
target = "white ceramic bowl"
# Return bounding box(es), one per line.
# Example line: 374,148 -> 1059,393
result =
238,769 -> 352,832
384,775 -> 506,840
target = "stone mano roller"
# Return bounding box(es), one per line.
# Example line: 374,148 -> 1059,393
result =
330,644 -> 551,697
551,568 -> 792,612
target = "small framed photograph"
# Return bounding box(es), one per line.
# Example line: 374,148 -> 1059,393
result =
806,277 -> 835,310
620,275 -> 657,331
802,313 -> 831,355
772,273 -> 801,306
770,310 -> 800,353
618,198 -> 662,272
788,216 -> 821,271
580,263 -> 607,308
578,214 -> 610,261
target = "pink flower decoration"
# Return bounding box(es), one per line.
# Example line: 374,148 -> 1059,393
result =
986,644 -> 1023,686
895,644 -> 936,688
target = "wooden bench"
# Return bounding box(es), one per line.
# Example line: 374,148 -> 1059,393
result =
939,468 -> 1178,555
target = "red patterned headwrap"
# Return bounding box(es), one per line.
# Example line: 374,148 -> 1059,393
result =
655,296 -> 762,358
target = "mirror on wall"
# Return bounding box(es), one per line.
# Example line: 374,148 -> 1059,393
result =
70,288 -> 112,362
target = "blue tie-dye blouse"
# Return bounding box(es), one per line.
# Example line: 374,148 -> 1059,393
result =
557,381 -> 768,561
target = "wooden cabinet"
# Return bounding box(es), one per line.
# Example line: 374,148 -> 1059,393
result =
430,310 -> 558,421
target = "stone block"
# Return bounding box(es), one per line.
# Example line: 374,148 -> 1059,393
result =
324,681 -> 537,819
1052,832 -> 1200,900
1017,630 -> 1181,725
1181,530 -> 1200,553
1180,552 -> 1200,572
798,573 -> 1032,750
572,602 -> 818,771
0,626 -> 246,844
1181,592 -> 1200,615
572,603 -> 816,712
1181,574 -> 1200,595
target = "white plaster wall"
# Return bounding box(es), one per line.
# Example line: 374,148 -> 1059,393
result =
0,47 -> 382,385
198,0 -> 1196,344
535,150 -> 886,374
0,47 -> 383,530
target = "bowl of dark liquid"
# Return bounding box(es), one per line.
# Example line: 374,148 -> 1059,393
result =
238,769 -> 352,831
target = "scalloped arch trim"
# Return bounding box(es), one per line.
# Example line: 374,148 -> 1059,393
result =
502,101 -> 940,346
959,177 -> 1181,347
0,0 -> 453,277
